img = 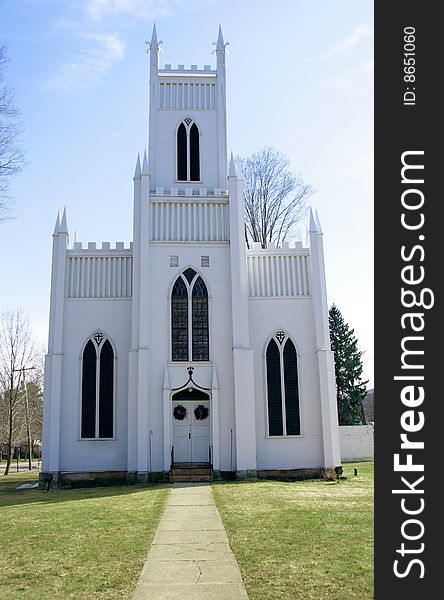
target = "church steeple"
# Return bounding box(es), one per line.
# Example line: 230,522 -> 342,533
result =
216,25 -> 226,52
147,24 -> 161,64
151,23 -> 158,46
146,26 -> 228,190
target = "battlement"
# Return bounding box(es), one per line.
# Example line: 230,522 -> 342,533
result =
69,241 -> 133,253
247,240 -> 308,254
159,64 -> 216,75
150,187 -> 228,197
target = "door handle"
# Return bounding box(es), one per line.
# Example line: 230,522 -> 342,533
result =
188,432 -> 191,440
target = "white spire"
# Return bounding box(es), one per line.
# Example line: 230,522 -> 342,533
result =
53,212 -> 60,235
147,23 -> 161,54
151,23 -> 158,46
315,210 -> 323,234
229,152 -> 237,177
309,207 -> 317,233
60,207 -> 68,234
74,229 -> 78,244
216,25 -> 225,50
134,154 -> 141,179
142,150 -> 149,175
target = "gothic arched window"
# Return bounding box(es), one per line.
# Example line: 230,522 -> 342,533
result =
171,277 -> 189,361
177,123 -> 187,181
192,276 -> 209,361
81,332 -> 114,439
189,123 -> 200,181
266,333 -> 300,436
171,270 -> 209,361
177,119 -> 200,182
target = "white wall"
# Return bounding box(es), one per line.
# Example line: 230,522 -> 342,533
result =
249,296 -> 323,470
339,425 -> 374,462
59,299 -> 132,472
145,243 -> 236,472
156,109 -> 220,190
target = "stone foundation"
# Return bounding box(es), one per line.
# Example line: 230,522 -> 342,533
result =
40,467 -> 335,487
59,470 -> 128,488
257,468 -> 323,481
236,469 -> 257,480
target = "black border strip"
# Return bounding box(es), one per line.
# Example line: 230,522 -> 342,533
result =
375,3 -> 441,597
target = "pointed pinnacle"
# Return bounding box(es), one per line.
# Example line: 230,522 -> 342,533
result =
309,207 -> 317,233
60,207 -> 68,234
134,154 -> 141,179
151,23 -> 158,45
142,150 -> 149,175
74,229 -> 79,244
228,152 -> 236,177
53,212 -> 61,235
315,210 -> 323,234
217,24 -> 225,49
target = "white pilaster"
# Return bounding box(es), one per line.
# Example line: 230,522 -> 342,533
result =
211,365 -> 220,471
228,155 -> 257,473
147,25 -> 160,190
215,26 -> 228,189
127,157 -> 141,473
42,210 -> 68,473
309,209 -> 341,469
129,151 -> 152,477
163,367 -> 171,471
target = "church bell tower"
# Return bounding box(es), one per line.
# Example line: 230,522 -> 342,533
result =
147,24 -> 228,192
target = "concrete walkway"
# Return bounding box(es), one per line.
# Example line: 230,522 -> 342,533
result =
133,482 -> 248,599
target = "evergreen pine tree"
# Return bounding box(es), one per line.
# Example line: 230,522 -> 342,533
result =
329,304 -> 368,425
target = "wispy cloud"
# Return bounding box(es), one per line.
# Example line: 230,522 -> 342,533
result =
86,0 -> 175,21
329,58 -> 373,94
326,24 -> 373,58
46,31 -> 125,91
45,0 -> 208,91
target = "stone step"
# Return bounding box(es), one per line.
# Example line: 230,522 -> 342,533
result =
171,468 -> 212,476
173,462 -> 211,469
171,474 -> 213,482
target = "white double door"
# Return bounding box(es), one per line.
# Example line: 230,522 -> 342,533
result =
173,400 -> 210,464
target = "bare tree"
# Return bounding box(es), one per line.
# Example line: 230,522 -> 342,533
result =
240,146 -> 313,248
0,308 -> 37,475
20,357 -> 44,468
1,43 -> 25,222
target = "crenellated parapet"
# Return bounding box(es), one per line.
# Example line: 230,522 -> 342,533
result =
70,241 -> 133,252
65,241 -> 133,299
246,241 -> 311,298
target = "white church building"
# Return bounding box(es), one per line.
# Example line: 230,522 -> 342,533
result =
42,26 -> 341,484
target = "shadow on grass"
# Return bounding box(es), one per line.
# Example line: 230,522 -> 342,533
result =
0,471 -> 171,508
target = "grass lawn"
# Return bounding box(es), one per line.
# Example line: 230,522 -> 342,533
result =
212,462 -> 374,600
0,471 -> 170,599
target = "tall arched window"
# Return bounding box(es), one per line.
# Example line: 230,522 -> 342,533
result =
177,119 -> 200,182
81,332 -> 114,439
171,277 -> 189,361
171,269 -> 209,361
177,123 -> 187,181
266,332 -> 300,436
189,123 -> 200,181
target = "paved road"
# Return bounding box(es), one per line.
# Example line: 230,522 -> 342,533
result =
0,461 -> 41,473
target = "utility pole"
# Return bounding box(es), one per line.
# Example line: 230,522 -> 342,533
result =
13,366 -> 35,471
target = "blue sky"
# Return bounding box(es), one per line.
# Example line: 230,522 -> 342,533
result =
0,0 -> 374,386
